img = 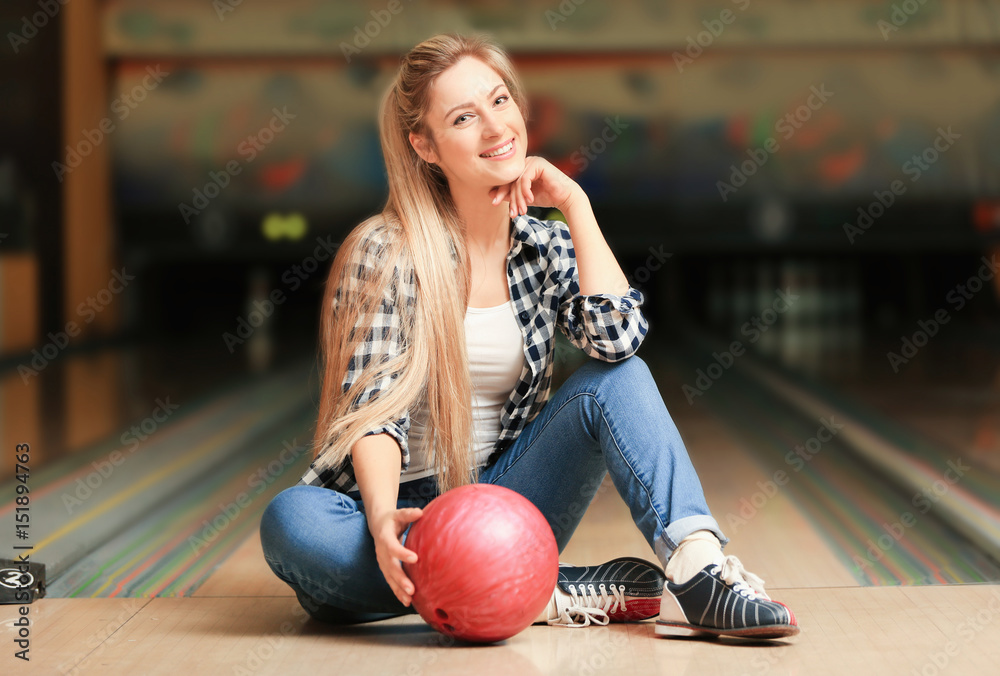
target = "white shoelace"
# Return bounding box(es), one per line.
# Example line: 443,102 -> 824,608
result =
545,582 -> 627,627
715,555 -> 771,601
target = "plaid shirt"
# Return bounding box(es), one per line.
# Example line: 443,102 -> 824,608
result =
300,211 -> 648,493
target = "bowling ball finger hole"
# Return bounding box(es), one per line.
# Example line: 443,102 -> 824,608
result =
435,608 -> 449,620
443,623 -> 456,632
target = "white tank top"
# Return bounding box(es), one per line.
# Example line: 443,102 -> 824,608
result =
402,299 -> 525,481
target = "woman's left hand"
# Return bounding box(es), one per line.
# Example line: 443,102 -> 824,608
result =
490,156 -> 583,218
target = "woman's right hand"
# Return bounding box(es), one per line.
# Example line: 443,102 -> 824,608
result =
370,507 -> 423,607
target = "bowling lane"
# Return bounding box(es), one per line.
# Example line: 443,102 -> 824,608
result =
0,329 -> 319,593
653,333 -> 1000,585
0,330 -> 316,482
818,328 -> 1000,478
690,251 -> 1000,578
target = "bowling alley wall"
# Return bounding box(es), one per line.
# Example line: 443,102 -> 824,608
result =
1,0 -> 999,362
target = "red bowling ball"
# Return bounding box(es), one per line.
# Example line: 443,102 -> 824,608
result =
402,483 -> 558,644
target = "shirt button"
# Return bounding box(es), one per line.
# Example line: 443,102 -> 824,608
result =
519,311 -> 529,321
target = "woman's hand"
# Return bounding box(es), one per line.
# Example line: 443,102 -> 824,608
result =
489,156 -> 583,219
369,507 -> 423,607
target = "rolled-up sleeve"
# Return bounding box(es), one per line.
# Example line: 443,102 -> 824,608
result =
557,285 -> 648,361
551,219 -> 648,361
359,417 -> 410,470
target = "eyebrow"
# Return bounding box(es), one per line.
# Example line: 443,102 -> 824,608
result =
443,83 -> 505,122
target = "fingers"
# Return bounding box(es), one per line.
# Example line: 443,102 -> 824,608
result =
394,508 -> 422,536
377,539 -> 417,606
390,539 -> 418,565
506,180 -> 523,218
494,186 -> 521,218
492,158 -> 546,216
393,563 -> 416,605
375,509 -> 423,607
386,559 -> 415,606
489,182 -> 533,217
398,507 -> 423,523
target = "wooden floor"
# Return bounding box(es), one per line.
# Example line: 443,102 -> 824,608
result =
13,585 -> 1000,676
4,415 -> 999,674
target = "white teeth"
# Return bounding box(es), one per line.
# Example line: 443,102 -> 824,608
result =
481,140 -> 513,158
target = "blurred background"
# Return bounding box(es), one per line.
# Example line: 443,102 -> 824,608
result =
1,0 -> 998,599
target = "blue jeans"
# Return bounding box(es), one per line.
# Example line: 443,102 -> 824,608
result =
259,355 -> 727,624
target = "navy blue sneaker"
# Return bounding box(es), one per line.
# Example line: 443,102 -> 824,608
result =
656,556 -> 799,639
536,556 -> 666,627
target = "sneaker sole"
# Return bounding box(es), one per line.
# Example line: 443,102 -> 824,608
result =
654,620 -> 800,639
608,597 -> 661,623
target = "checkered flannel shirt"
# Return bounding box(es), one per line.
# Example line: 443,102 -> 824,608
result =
300,211 -> 648,493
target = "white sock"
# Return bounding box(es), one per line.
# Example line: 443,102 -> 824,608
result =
665,530 -> 724,585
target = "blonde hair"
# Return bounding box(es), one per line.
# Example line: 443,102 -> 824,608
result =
312,33 -> 530,494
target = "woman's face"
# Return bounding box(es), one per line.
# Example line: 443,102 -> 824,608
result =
410,56 -> 527,193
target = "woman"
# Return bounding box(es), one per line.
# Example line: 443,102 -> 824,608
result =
260,32 -> 798,639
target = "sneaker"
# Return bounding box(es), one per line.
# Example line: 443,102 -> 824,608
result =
655,555 -> 799,639
536,556 -> 666,627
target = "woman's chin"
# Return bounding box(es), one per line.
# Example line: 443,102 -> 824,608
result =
488,158 -> 525,183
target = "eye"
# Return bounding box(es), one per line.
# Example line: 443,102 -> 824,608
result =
453,94 -> 511,125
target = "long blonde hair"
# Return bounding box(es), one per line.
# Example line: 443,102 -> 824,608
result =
312,33 -> 529,494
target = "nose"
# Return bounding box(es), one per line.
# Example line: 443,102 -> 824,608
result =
481,109 -> 505,138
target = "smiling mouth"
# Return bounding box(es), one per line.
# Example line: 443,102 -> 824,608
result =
480,138 -> 515,158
